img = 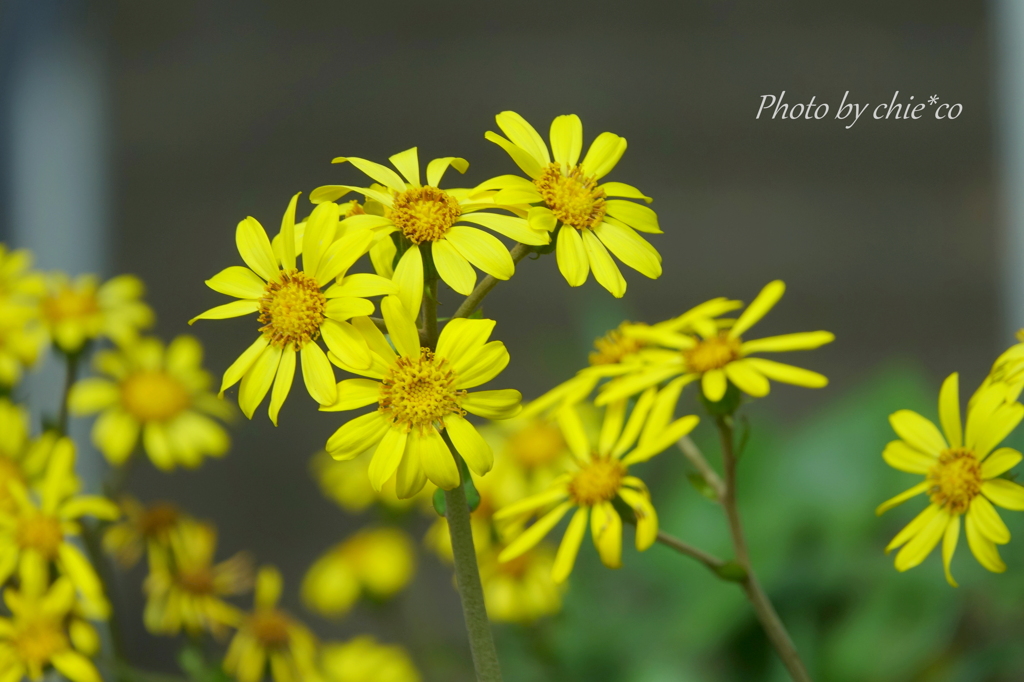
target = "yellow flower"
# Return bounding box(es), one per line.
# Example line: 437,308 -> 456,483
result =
483,111 -> 662,297
974,334 -> 1024,404
311,147 -> 549,308
191,194 -> 385,422
877,374 -> 1024,586
323,296 -> 521,495
597,281 -> 834,407
103,496 -> 187,569
0,244 -> 45,301
40,273 -> 153,354
0,400 -> 58,514
310,450 -> 421,514
478,542 -> 562,623
0,576 -> 102,682
225,566 -> 322,682
69,335 -> 232,470
302,527 -> 416,618
143,519 -> 252,637
495,394 -> 698,582
320,636 -> 421,682
0,438 -> 119,620
0,305 -> 46,389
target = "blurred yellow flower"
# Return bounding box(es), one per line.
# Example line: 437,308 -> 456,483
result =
302,527 -> 416,618
483,111 -> 661,297
103,497 -> 187,569
40,273 -> 153,354
0,244 -> 45,301
597,281 -> 833,407
69,335 -> 232,470
191,194 -> 381,422
0,303 -> 46,389
320,636 -> 421,682
144,519 -> 252,637
225,566 -> 322,682
310,450 -> 420,514
495,394 -> 697,582
312,147 -> 549,308
0,576 -> 101,682
323,297 -> 520,495
0,400 -> 58,514
974,333 -> 1024,405
479,542 -> 562,623
878,374 -> 1024,586
0,438 -> 119,620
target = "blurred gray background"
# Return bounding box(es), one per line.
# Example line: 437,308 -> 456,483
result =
0,0 -> 1015,678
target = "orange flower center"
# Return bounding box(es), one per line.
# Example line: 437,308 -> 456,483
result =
248,609 -> 292,648
589,326 -> 645,366
927,448 -> 982,514
507,422 -> 566,468
379,350 -> 465,432
16,514 -> 63,559
568,456 -> 625,506
42,286 -> 98,323
177,567 -> 215,595
258,270 -> 326,349
684,334 -> 741,373
534,163 -> 606,230
12,618 -> 67,667
389,187 -> 461,244
121,371 -> 190,422
139,503 -> 181,540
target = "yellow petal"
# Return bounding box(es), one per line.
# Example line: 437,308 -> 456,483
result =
459,389 -> 522,420
938,372 -> 962,448
969,496 -> 1010,544
498,501 -> 574,563
268,348 -> 296,426
556,405 -> 591,461
740,331 -> 835,355
367,427 -> 409,491
556,226 -> 589,287
590,501 -> 623,569
623,415 -> 699,466
615,386 -> 658,456
432,240 -> 476,296
189,300 -> 259,324
551,507 -> 588,583
484,131 -> 543,179
300,343 -> 337,406
350,316 -> 396,363
205,266 -> 267,299
426,156 -> 469,187
393,246 -> 424,319
166,335 -> 203,374
221,337 -> 270,395
279,192 -> 300,271
875,481 -> 929,516
973,401 -> 1024,459
68,378 -> 119,415
238,345 -> 283,419
92,408 -> 140,465
604,199 -> 661,234
882,440 -> 937,474
255,566 -> 283,609
326,411 -> 389,460
327,273 -> 396,298
965,510 -> 1006,573
528,206 -> 557,232
724,360 -> 770,397
381,296 -> 420,359
598,399 -> 627,457
743,358 -> 828,389
701,369 -> 727,402
550,114 -> 583,167
981,447 -> 1022,479
315,228 -> 374,285
981,479 -> 1024,510
493,486 -> 570,522
452,341 -> 510,389
51,650 -> 102,682
321,319 -> 372,370
581,229 -> 625,297
458,213 -> 550,246
389,147 -> 420,186
335,156 -> 407,193
730,280 -> 785,338
437,318 -> 495,372
302,201 -> 341,277
417,427 -> 460,490
894,507 -> 949,571
887,410 -> 947,456
443,414 -> 493,476
395,436 -> 428,499
593,221 -> 661,279
495,111 -> 550,166
235,217 -> 279,282
445,226 -> 514,280
599,181 -> 652,202
941,514 -> 960,587
617,487 -> 658,550
322,378 -> 380,412
580,132 -> 626,180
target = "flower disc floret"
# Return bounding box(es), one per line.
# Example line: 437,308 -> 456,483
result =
121,371 -> 190,422
927,448 -> 982,514
390,186 -> 462,244
589,326 -> 644,366
568,456 -> 625,506
534,164 -> 606,230
379,350 -> 465,432
258,269 -> 327,348
42,287 -> 98,322
248,610 -> 292,648
684,333 -> 742,373
12,619 -> 67,669
15,514 -> 63,559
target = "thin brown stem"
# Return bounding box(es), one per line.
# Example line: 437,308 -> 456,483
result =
716,416 -> 812,682
677,435 -> 725,500
453,243 -> 532,319
369,316 -> 387,333
654,530 -> 727,574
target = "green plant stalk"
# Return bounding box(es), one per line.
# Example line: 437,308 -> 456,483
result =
452,243 -> 532,319
57,348 -> 82,435
423,264 -> 503,682
716,416 -> 812,682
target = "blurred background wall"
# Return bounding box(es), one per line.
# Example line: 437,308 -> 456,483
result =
0,0 -> 1011,678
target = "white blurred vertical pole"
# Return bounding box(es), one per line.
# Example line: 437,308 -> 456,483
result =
996,0 -> 1024,339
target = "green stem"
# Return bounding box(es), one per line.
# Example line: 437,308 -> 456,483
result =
715,417 -> 812,682
452,244 -> 532,319
57,349 -> 81,435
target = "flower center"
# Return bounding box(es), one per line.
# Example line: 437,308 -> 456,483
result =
258,270 -> 327,349
13,619 -> 66,667
379,350 -> 465,432
178,567 -> 215,595
567,456 -> 625,506
534,163 -> 607,230
139,503 -> 180,540
683,334 -> 742,373
16,515 -> 63,559
248,609 -> 292,648
589,326 -> 645,366
496,552 -> 531,578
508,422 -> 566,468
927,448 -> 982,514
42,287 -> 98,323
121,371 -> 190,422
389,187 -> 462,244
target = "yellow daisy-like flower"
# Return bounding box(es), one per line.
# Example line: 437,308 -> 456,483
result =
143,519 -> 252,637
191,194 -> 384,422
224,566 -> 322,682
323,296 -> 521,495
0,400 -> 58,514
102,496 -> 187,569
597,280 -> 834,407
68,335 -> 232,470
0,304 -> 46,389
0,244 -> 45,301
310,450 -> 421,514
495,393 -> 698,582
877,374 -> 1024,586
320,636 -> 421,682
483,111 -> 662,298
974,333 -> 1024,405
311,147 -> 550,307
0,576 -> 102,682
302,527 -> 416,618
40,273 -> 153,354
478,542 -> 562,624
0,438 -> 119,620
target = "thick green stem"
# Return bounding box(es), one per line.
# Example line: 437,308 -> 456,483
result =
716,417 -> 812,682
453,243 -> 532,319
